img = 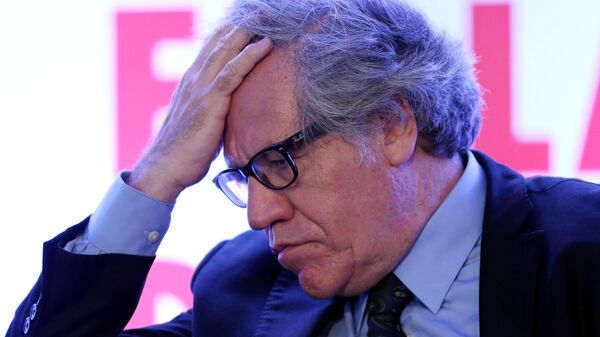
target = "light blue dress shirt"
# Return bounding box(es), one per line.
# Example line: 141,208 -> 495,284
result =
65,151 -> 487,337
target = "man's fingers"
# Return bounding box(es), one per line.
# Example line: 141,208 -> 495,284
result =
201,26 -> 256,80
189,25 -> 232,73
211,37 -> 273,95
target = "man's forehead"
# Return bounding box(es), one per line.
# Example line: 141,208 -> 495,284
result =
224,47 -> 299,167
242,46 -> 297,87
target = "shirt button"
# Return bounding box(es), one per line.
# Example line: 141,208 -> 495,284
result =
146,231 -> 160,243
30,303 -> 37,320
23,317 -> 30,334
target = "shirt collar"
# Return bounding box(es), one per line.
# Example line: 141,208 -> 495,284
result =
394,150 -> 486,314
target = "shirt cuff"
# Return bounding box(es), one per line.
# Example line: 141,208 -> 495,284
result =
79,171 -> 174,256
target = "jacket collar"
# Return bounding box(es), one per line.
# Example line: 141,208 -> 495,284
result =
474,151 -> 545,337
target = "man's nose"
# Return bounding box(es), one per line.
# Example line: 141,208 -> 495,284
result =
247,178 -> 293,231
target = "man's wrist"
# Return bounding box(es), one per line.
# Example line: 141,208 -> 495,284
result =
128,163 -> 184,203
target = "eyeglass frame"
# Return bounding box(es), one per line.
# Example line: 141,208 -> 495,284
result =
212,124 -> 326,207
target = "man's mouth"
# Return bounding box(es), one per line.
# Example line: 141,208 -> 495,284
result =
270,241 -> 302,255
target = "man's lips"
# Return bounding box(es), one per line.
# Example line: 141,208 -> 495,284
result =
267,226 -> 320,255
271,239 -> 322,254
274,243 -> 310,272
270,242 -> 303,255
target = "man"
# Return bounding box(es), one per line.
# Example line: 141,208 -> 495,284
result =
7,0 -> 600,336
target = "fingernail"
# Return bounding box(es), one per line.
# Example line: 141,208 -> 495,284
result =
259,37 -> 272,46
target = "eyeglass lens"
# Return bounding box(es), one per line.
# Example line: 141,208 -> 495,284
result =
215,173 -> 249,207
252,150 -> 295,187
216,149 -> 296,207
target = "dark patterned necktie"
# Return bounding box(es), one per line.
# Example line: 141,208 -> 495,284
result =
366,273 -> 413,337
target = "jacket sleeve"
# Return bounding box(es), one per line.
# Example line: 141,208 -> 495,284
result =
5,219 -> 156,337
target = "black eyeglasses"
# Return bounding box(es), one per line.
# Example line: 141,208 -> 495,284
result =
213,125 -> 325,208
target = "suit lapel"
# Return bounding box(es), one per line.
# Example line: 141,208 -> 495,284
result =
475,152 -> 545,337
252,268 -> 342,337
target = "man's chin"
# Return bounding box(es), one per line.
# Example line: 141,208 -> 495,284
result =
276,245 -> 356,298
295,267 -> 352,299
277,260 -> 339,298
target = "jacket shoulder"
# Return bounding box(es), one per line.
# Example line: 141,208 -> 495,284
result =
525,176 -> 600,237
525,177 -> 600,335
526,175 -> 600,194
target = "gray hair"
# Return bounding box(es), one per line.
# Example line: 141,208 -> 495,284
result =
224,0 -> 482,158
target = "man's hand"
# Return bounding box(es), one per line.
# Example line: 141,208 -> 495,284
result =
128,27 -> 272,203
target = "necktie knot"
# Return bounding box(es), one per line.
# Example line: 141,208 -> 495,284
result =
366,274 -> 413,337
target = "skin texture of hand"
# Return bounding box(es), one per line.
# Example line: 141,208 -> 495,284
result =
128,27 -> 273,203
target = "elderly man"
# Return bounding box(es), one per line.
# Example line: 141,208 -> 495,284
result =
7,0 -> 600,336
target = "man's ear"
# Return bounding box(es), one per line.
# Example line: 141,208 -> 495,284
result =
382,99 -> 417,166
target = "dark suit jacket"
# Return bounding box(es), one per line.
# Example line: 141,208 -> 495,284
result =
7,152 -> 600,337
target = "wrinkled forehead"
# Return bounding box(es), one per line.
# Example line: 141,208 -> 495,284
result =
224,48 -> 299,166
